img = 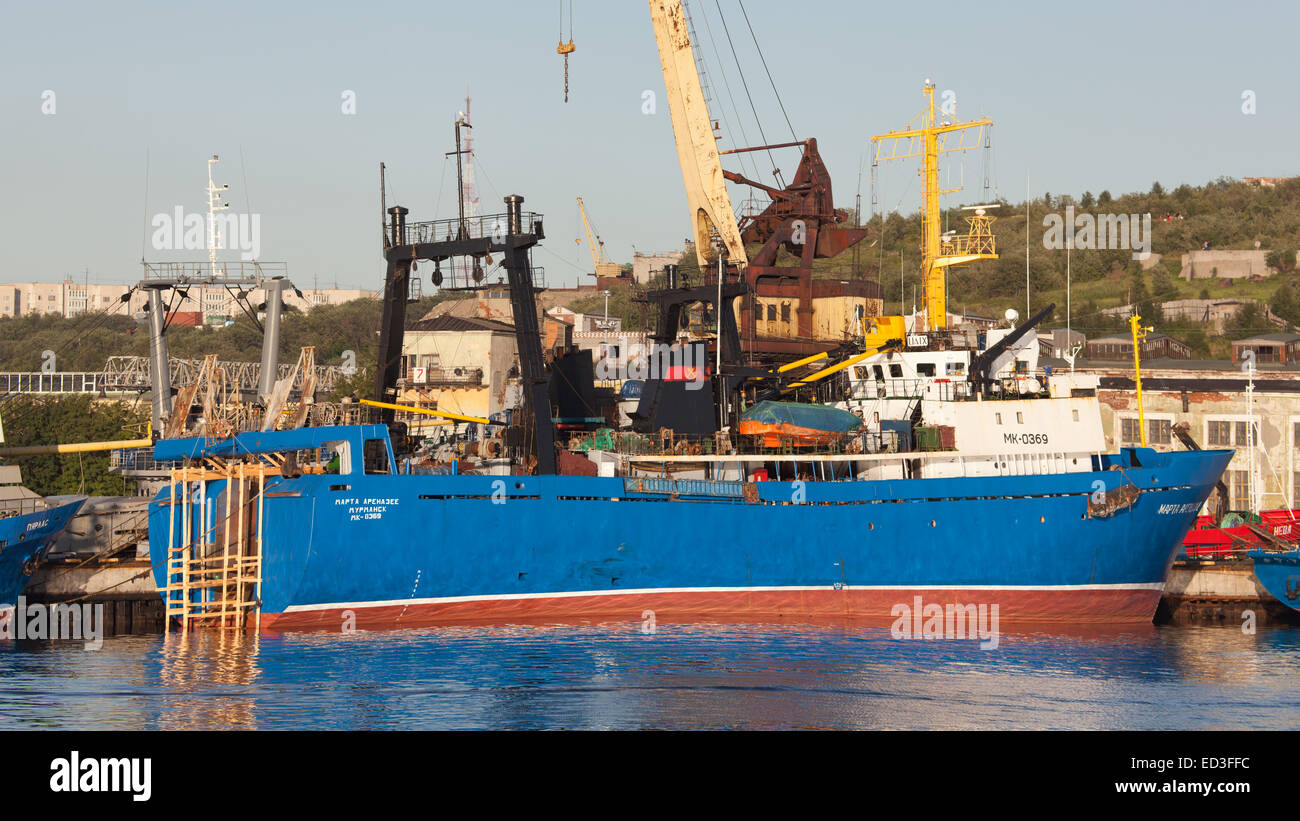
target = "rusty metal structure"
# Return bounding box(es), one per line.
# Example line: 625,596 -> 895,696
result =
646,0 -> 880,366
722,138 -> 877,356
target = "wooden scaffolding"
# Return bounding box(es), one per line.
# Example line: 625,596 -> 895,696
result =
163,460 -> 279,632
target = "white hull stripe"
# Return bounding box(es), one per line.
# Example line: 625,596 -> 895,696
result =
283,582 -> 1166,613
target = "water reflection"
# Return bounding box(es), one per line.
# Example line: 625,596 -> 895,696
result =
1,620 -> 1296,730
155,630 -> 262,730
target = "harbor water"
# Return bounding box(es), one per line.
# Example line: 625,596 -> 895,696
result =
2,622 -> 1298,730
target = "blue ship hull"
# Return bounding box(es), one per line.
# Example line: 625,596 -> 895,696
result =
0,499 -> 84,610
1248,549 -> 1300,611
148,426 -> 1233,630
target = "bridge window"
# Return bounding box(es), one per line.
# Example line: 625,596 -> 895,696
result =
364,439 -> 390,475
323,441 -> 351,475
889,364 -> 903,378
916,363 -> 935,377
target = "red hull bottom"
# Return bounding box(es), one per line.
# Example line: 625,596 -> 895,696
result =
258,587 -> 1163,633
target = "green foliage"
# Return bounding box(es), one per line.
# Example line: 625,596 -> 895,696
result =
1267,248 -> 1296,274
858,177 -> 1300,325
327,368 -> 375,402
0,396 -> 147,497
0,297 -> 396,373
568,282 -> 650,331
1271,284 -> 1300,328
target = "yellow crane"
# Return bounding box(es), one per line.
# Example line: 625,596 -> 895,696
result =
647,0 -> 748,269
871,80 -> 997,331
576,197 -> 622,278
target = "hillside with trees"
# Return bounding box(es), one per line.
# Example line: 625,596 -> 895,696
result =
572,176 -> 1300,358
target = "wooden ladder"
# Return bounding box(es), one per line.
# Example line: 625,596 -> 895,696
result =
164,461 -> 271,632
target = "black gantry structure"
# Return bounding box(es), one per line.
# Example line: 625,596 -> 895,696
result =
375,195 -> 556,474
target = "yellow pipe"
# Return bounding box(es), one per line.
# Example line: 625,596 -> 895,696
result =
359,398 -> 494,425
0,438 -> 154,457
783,343 -> 896,392
775,352 -> 828,373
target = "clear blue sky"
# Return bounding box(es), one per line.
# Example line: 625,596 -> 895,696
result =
1,0 -> 1295,291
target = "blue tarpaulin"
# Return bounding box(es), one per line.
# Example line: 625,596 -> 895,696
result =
739,401 -> 862,433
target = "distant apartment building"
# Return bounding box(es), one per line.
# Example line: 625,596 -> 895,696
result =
1243,177 -> 1293,188
632,245 -> 689,285
0,280 -> 377,321
1078,359 -> 1300,513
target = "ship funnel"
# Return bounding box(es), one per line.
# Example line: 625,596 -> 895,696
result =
505,194 -> 524,235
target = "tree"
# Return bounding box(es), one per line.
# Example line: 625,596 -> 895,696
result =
1271,284 -> 1300,327
1150,267 -> 1179,301
0,396 -> 147,497
1151,181 -> 1165,197
1233,302 -> 1266,336
1081,191 -> 1095,209
1129,267 -> 1157,321
1267,248 -> 1297,274
1098,190 -> 1113,205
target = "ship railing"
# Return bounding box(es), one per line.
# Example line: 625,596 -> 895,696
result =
0,497 -> 57,517
400,210 -> 544,246
109,447 -> 180,474
141,261 -> 288,284
0,372 -> 132,395
845,377 -> 974,402
570,427 -> 945,459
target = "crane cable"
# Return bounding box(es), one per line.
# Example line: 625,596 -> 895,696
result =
712,0 -> 782,186
736,0 -> 797,143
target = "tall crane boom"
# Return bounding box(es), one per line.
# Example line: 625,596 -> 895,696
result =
648,0 -> 747,269
576,196 -> 607,268
576,196 -> 622,278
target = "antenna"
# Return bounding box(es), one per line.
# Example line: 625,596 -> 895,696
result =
207,155 -> 230,276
